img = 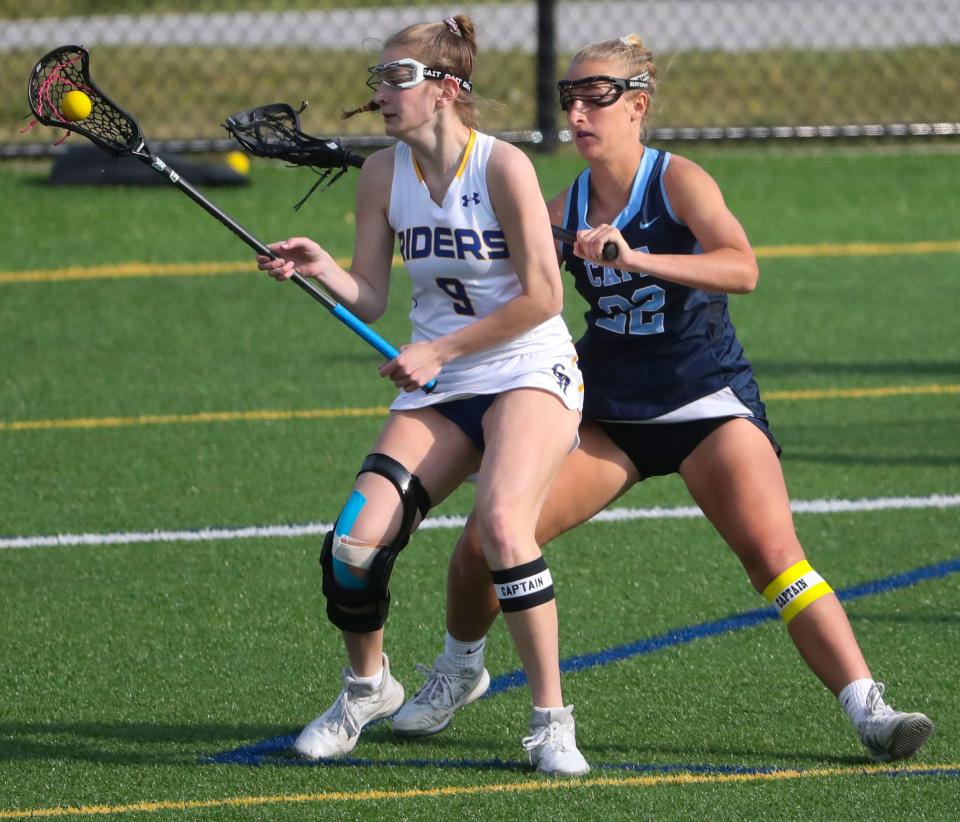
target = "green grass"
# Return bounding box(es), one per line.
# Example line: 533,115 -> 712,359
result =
1,145 -> 959,819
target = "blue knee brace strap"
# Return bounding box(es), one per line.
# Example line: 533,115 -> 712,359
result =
330,490 -> 370,590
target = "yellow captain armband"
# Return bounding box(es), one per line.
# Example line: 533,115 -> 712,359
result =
762,560 -> 834,624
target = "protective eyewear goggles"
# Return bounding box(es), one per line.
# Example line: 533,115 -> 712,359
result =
366,58 -> 473,94
557,73 -> 650,111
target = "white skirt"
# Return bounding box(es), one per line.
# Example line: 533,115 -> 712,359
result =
390,341 -> 584,414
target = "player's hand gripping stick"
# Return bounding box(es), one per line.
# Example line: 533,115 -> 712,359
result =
550,226 -> 619,262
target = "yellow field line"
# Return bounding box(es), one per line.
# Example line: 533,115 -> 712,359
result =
764,383 -> 960,401
1,761 -> 955,818
0,261 -> 251,283
0,256 -> 368,284
2,383 -> 957,433
0,407 -> 391,432
1,240 -> 958,284
754,239 -> 960,258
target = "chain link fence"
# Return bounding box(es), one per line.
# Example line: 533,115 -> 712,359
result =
3,0 -> 959,156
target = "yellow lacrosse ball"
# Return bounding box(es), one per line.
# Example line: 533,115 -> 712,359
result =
61,89 -> 93,121
225,150 -> 250,175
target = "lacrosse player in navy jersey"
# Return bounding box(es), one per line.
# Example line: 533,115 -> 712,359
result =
258,15 -> 589,775
396,34 -> 935,764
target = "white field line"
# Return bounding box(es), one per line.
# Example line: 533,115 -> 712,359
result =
2,494 -> 958,552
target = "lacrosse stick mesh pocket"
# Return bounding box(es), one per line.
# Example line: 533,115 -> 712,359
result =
225,102 -> 363,208
28,45 -> 142,154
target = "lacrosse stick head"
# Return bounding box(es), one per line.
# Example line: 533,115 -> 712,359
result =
28,44 -> 145,155
224,102 -> 364,208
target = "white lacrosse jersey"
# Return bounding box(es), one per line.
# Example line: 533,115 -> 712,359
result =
388,130 -> 578,406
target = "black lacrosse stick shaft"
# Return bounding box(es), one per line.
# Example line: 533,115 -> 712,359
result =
140,148 -> 334,307
137,146 -> 412,363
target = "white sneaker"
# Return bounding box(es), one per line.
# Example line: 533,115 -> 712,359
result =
293,653 -> 405,759
858,682 -> 935,762
392,655 -> 490,737
522,705 -> 590,776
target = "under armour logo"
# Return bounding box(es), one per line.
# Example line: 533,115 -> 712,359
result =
552,363 -> 571,393
461,192 -> 481,207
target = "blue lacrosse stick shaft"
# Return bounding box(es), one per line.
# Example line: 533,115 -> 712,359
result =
309,284 -> 438,392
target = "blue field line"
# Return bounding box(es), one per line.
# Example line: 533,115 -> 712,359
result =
879,768 -> 960,778
488,555 -> 960,695
203,745 -> 960,779
204,746 -> 784,773
206,555 -> 959,768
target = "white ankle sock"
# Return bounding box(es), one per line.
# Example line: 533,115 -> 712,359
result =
838,678 -> 879,728
444,632 -> 485,670
351,666 -> 384,688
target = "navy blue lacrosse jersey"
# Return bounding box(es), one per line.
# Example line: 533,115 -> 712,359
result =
561,148 -> 768,423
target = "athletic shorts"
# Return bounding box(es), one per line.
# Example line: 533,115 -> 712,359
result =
596,416 -> 782,479
432,393 -> 497,453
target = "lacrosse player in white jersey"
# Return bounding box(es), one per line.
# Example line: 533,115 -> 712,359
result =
258,14 -> 589,775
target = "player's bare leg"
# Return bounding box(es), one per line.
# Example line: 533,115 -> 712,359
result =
474,390 -> 578,702
397,422 -> 638,739
472,387 -> 588,774
295,410 -> 478,759
446,421 -> 639,641
680,417 -> 933,760
679,419 -> 869,689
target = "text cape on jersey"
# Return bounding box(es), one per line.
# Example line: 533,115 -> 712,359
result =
560,147 -> 768,424
387,131 -> 575,399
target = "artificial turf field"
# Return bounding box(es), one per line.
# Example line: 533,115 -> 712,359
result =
1,144 -> 959,819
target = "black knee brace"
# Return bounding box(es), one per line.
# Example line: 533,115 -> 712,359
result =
319,453 -> 431,632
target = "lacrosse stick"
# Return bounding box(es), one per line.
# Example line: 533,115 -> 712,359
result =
27,45 -> 434,391
225,102 -> 365,210
225,102 -> 619,261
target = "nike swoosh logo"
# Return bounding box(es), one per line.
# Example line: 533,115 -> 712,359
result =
638,216 -> 660,230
